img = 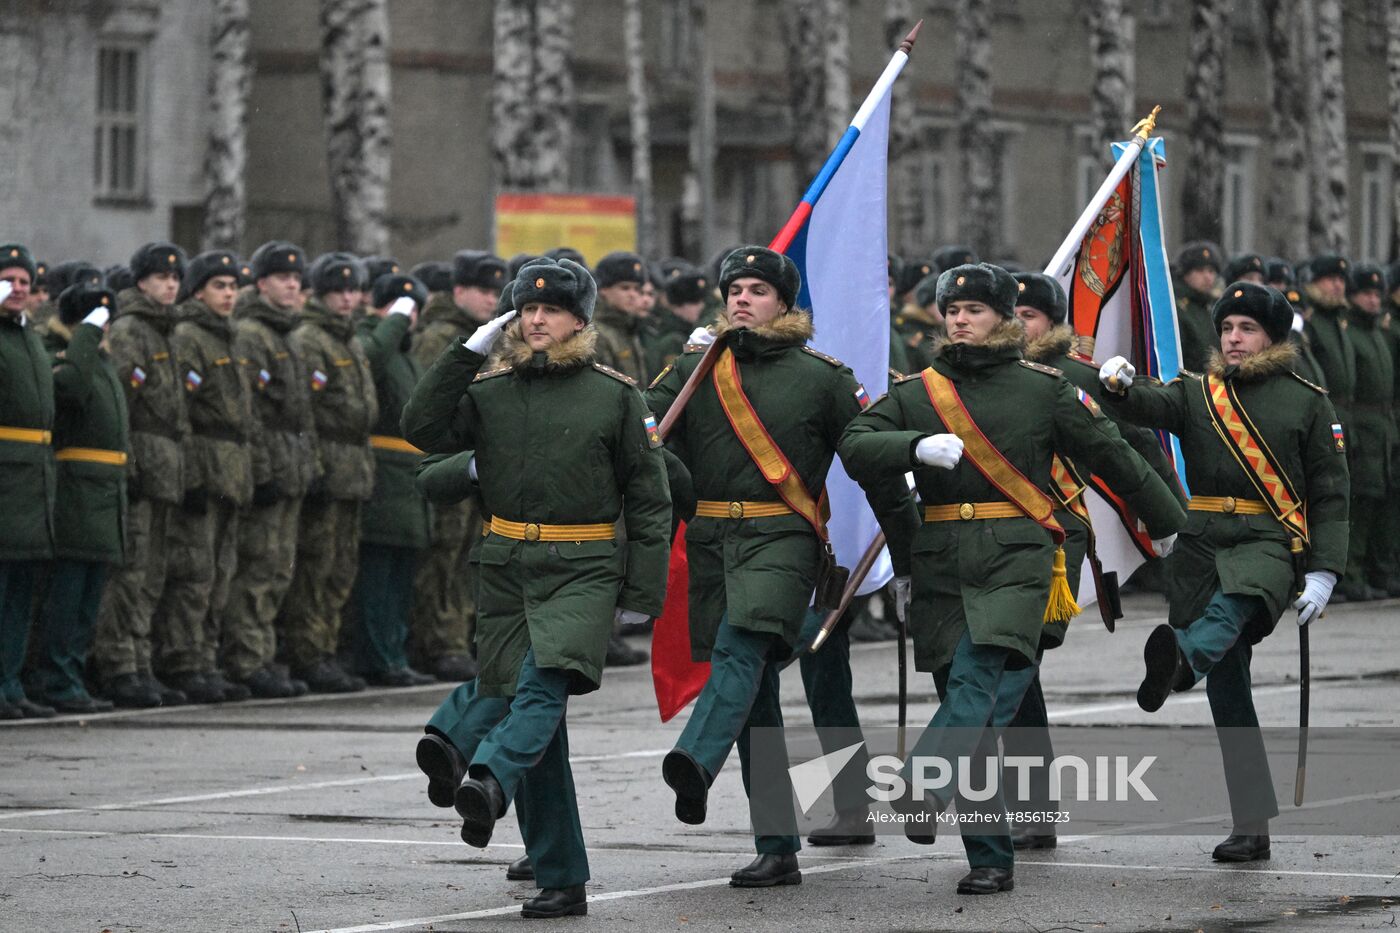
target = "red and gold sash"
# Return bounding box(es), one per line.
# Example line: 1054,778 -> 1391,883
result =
1201,375 -> 1309,544
711,347 -> 829,540
921,368 -> 1079,623
1050,456 -> 1092,527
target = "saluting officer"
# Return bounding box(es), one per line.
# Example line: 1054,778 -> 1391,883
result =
403,257 -> 671,918
839,263 -> 1184,895
1099,283 -> 1349,863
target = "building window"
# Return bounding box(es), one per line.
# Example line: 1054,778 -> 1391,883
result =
1221,135 -> 1258,255
1076,127 -> 1108,217
94,43 -> 146,201
1360,147 -> 1393,263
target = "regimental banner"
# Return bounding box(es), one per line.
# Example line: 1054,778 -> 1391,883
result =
494,193 -> 636,265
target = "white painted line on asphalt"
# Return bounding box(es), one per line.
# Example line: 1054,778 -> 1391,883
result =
0,749 -> 674,822
1021,859 -> 1400,882
301,852 -> 936,933
1046,684 -> 1296,719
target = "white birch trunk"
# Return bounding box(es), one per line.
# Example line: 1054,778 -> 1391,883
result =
355,0 -> 391,255
533,0 -> 575,192
782,0 -> 829,185
956,0 -> 997,258
492,0 -> 535,190
886,0 -> 924,255
821,0 -> 851,146
202,0 -> 250,251
1306,0 -> 1349,253
1087,0 -> 1132,168
1389,0 -> 1400,258
1262,0 -> 1308,259
681,0 -> 716,261
624,0 -> 655,256
1181,0 -> 1227,244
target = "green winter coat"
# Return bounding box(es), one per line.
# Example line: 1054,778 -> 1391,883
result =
642,304 -> 693,378
410,293 -> 479,371
1174,280 -> 1220,375
402,324 -> 671,697
1024,325 -> 1188,648
44,320 -> 127,563
291,301 -> 378,501
1303,290 -> 1356,430
356,311 -> 429,549
415,450 -> 479,505
892,303 -> 940,375
109,289 -> 188,504
646,311 -> 920,660
0,312 -> 55,560
1343,306 -> 1393,494
593,297 -> 650,384
172,301 -> 254,507
839,321 -> 1187,673
1102,342 -> 1349,636
232,292 -> 319,500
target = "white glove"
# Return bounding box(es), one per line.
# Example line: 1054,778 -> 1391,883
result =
1099,355 -> 1135,391
1291,312 -> 1305,334
467,455 -> 478,482
914,434 -> 964,470
1293,570 -> 1337,627
892,576 -> 911,625
1150,533 -> 1177,558
615,607 -> 650,627
388,296 -> 415,317
81,306 -> 111,329
464,308 -> 518,355
687,326 -> 716,346
0,281 -> 12,304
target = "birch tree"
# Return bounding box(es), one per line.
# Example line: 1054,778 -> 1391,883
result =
533,0 -> 575,191
1261,0 -> 1308,259
886,0 -> 924,255
624,0 -> 655,256
318,0 -> 391,254
955,0 -> 997,258
202,0 -> 251,252
821,0 -> 851,147
1085,0 -> 1134,169
681,0 -> 716,261
1304,0 -> 1349,253
1390,0 -> 1400,259
491,0 -> 575,192
1180,0 -> 1226,245
782,0 -> 830,185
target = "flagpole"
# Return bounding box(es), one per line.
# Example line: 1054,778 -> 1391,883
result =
656,20 -> 924,440
1043,106 -> 1161,279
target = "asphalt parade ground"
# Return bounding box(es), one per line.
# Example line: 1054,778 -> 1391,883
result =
3,593 -> 1399,932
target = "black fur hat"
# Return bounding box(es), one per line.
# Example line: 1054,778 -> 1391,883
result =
1177,241 -> 1223,275
1212,283 -> 1293,344
309,252 -> 367,294
58,284 -> 116,327
130,241 -> 187,282
452,250 -> 508,291
251,241 -> 306,280
371,273 -> 428,311
511,257 -> 597,322
183,250 -> 242,299
1012,272 -> 1068,324
718,246 -> 801,308
594,251 -> 649,289
936,263 -> 1018,318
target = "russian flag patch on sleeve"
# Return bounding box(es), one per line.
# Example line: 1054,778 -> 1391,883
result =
184,369 -> 202,392
1332,423 -> 1345,452
129,366 -> 146,389
854,384 -> 871,409
311,369 -> 328,391
643,413 -> 663,449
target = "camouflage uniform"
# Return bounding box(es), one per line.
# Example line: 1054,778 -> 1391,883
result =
157,299 -> 254,679
283,299 -> 377,671
93,288 -> 189,684
221,291 -> 318,681
592,296 -> 649,384
409,293 -> 484,673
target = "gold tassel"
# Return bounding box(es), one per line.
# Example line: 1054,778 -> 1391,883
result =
1043,546 -> 1082,624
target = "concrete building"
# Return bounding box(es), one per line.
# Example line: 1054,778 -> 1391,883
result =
0,0 -> 1392,268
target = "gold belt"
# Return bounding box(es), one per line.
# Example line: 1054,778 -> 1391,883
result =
55,447 -> 127,466
369,434 -> 423,454
694,500 -> 794,519
1188,496 -> 1270,515
924,501 -> 1024,522
489,516 -> 615,542
0,426 -> 52,444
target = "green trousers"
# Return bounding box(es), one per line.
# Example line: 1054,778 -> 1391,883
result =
221,496 -> 300,680
29,560 -> 107,703
0,561 -> 42,705
409,499 -> 481,665
93,497 -> 170,680
349,544 -> 418,675
675,616 -> 801,855
904,629 -> 1035,870
282,498 -> 361,669
1344,494 -> 1386,590
798,609 -> 871,816
433,648 -> 589,890
1173,590 -> 1279,829
156,499 -> 240,677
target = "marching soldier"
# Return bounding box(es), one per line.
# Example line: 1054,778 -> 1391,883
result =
1174,241 -> 1224,373
648,246 -> 918,887
839,263 -> 1184,895
1302,254 -> 1355,437
1098,283 -> 1348,863
0,244 -> 58,719
156,251 -> 257,704
29,284 -> 124,714
93,242 -> 191,709
591,251 -> 651,385
1010,271 -> 1186,848
350,273 -> 434,686
221,242 -> 318,699
283,253 -> 377,692
1339,264 -> 1392,602
403,257 -> 671,918
408,250 -> 508,683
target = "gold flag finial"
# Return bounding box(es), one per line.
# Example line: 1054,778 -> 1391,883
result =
1131,106 -> 1162,141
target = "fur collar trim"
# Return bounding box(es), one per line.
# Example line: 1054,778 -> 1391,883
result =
44,318 -> 73,343
933,318 -> 1027,359
1024,324 -> 1076,364
711,308 -> 814,344
1305,283 -> 1347,312
1206,341 -> 1298,381
496,321 -> 598,372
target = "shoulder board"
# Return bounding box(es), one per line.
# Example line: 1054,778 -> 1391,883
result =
1018,360 -> 1063,377
472,366 -> 511,382
893,371 -> 923,385
1068,352 -> 1097,366
682,343 -> 708,353
592,362 -> 637,385
1177,368 -> 1202,380
800,346 -> 844,367
1287,371 -> 1328,394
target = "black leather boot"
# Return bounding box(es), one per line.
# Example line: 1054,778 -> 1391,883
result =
1212,833 -> 1270,862
662,748 -> 709,824
506,854 -> 535,881
455,773 -> 505,848
892,792 -> 938,845
104,673 -> 161,709
957,866 -> 1014,894
1011,828 -> 1057,850
415,733 -> 467,809
1137,624 -> 1185,712
730,853 -> 801,888
806,808 -> 875,846
521,884 -> 587,918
